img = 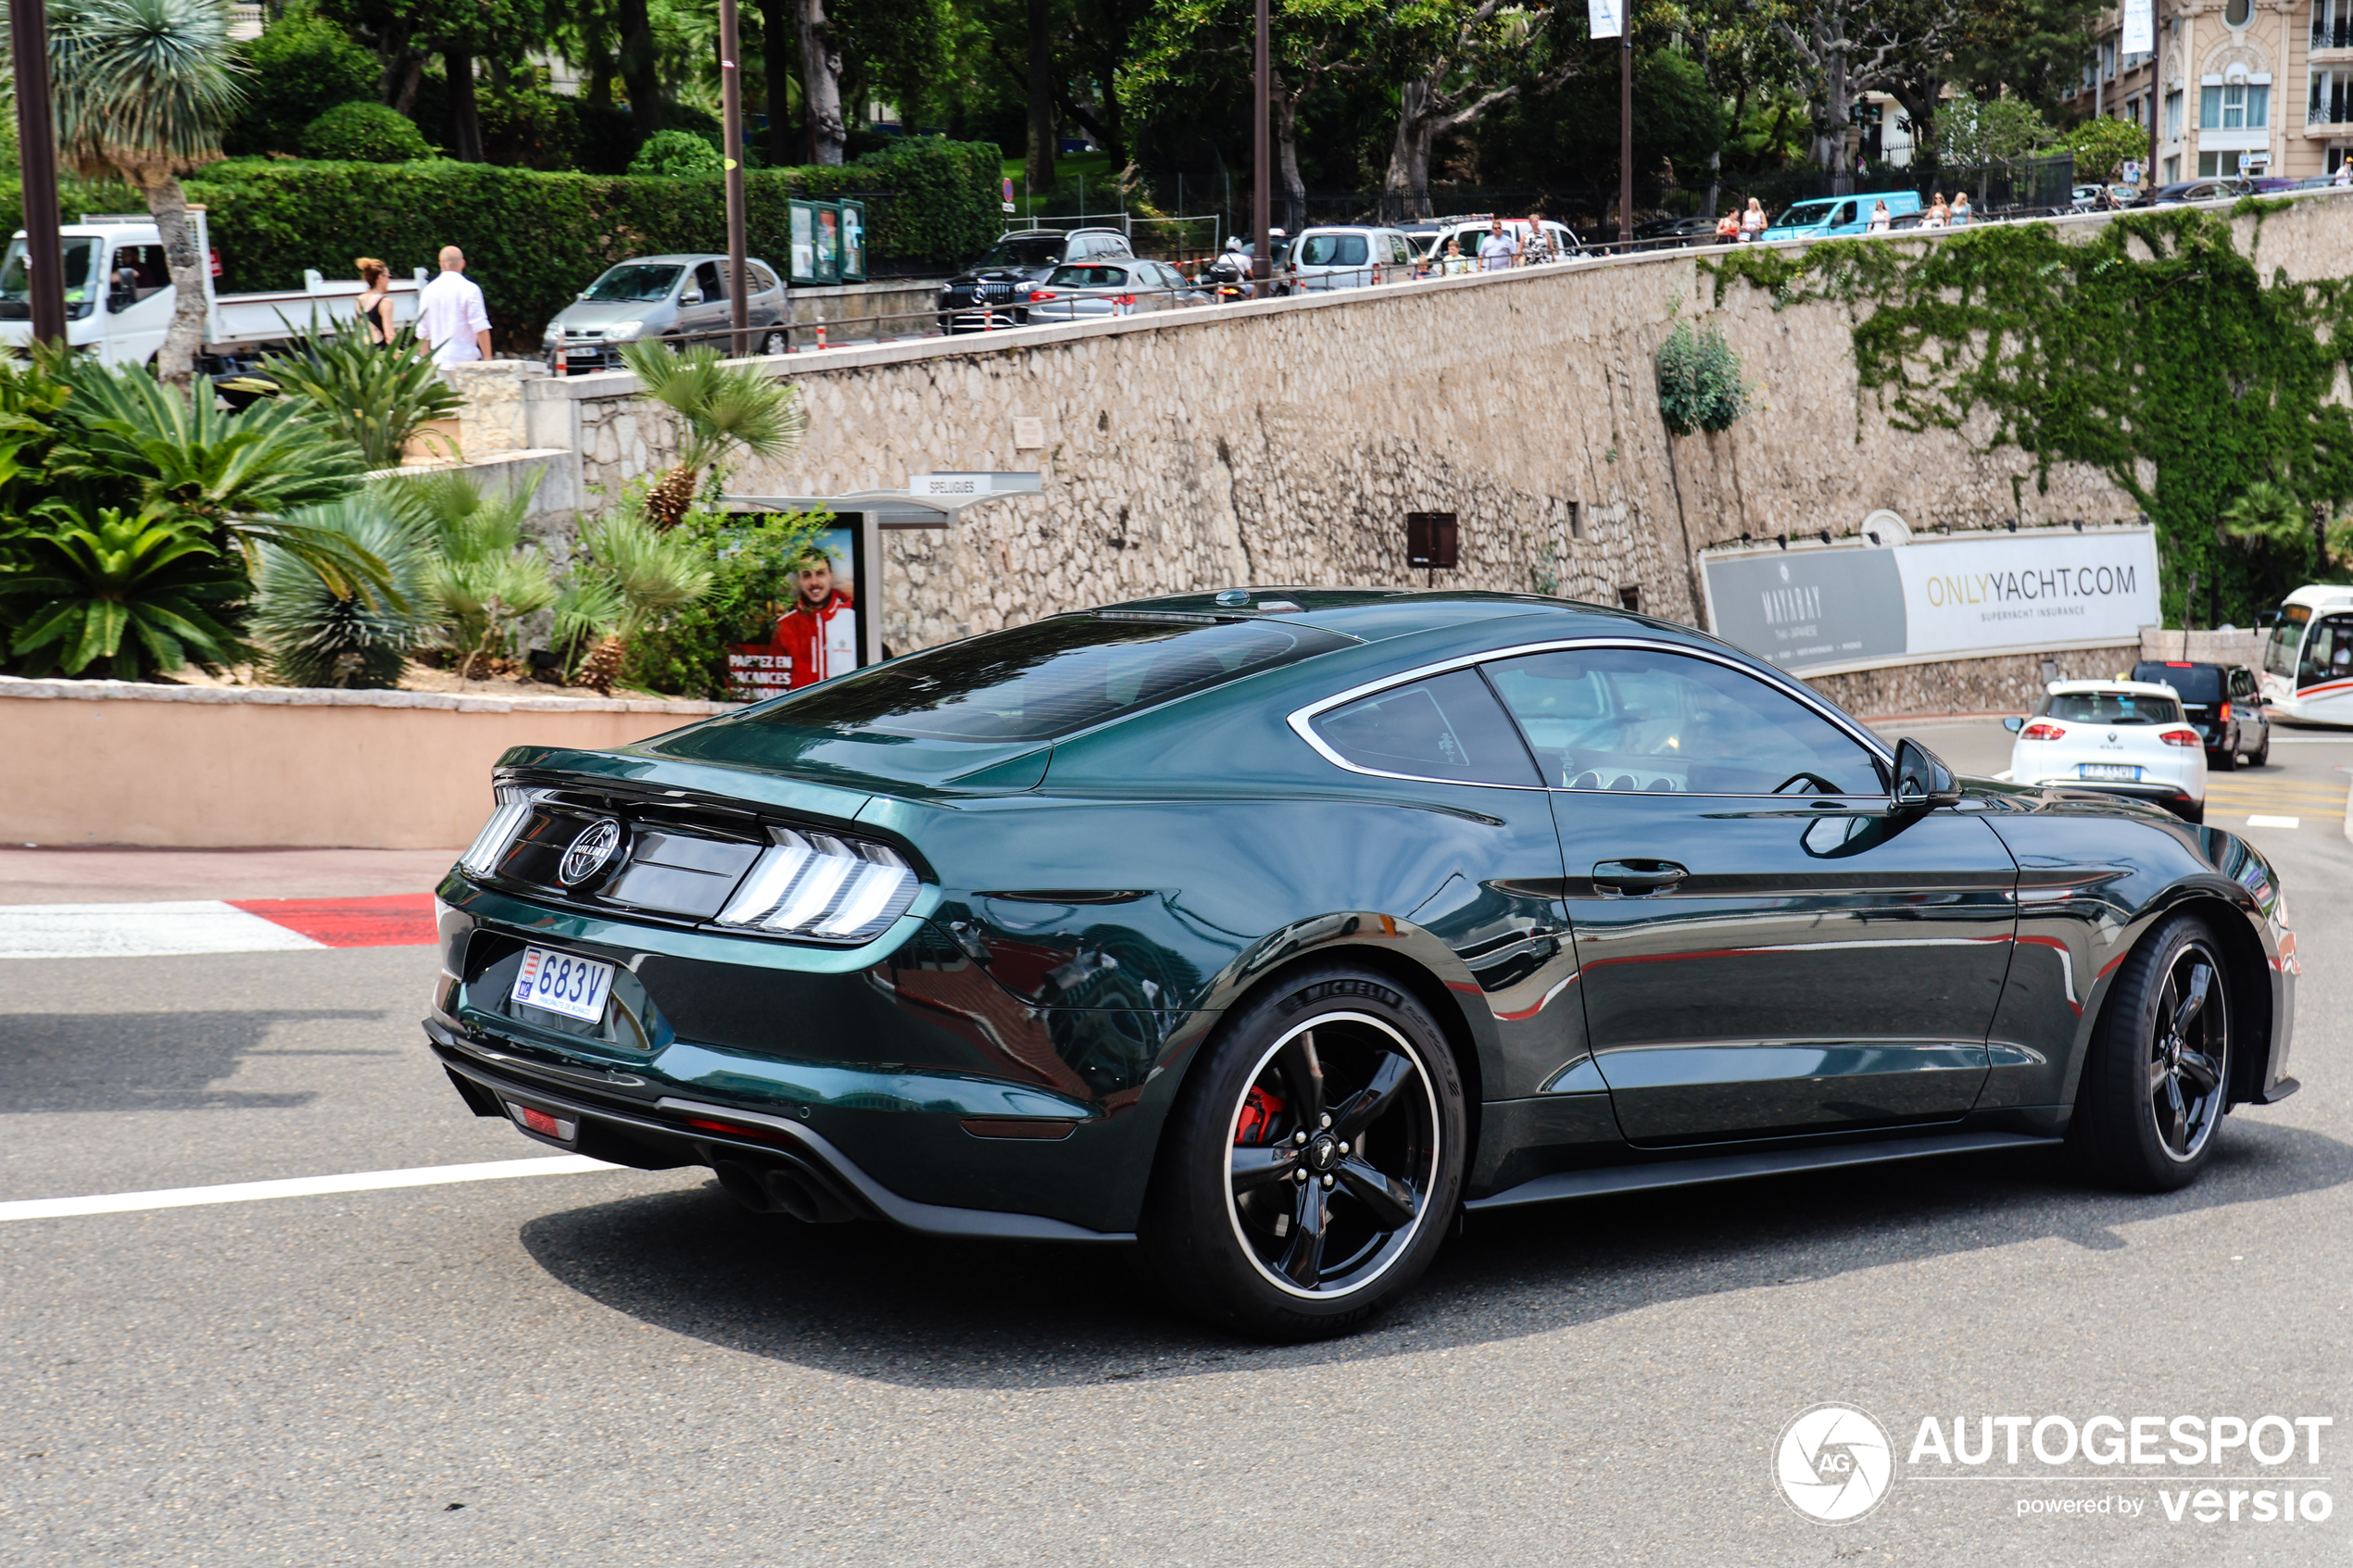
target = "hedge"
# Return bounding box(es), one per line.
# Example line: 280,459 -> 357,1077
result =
0,139 -> 1001,345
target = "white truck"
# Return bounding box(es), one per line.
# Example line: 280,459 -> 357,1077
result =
0,207 -> 427,370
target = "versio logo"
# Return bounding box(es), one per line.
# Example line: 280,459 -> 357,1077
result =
1777,1403 -> 1895,1524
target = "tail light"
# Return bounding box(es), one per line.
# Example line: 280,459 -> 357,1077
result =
1114,294 -> 1136,307
2159,728 -> 2201,747
1027,289 -> 1056,301
2020,721 -> 2066,741
460,785 -> 546,875
2218,701 -> 2232,722
716,828 -> 923,941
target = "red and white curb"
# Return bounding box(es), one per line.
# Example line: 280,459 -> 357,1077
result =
0,894 -> 439,959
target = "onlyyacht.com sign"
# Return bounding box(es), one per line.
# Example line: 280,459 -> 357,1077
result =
1701,527 -> 2161,677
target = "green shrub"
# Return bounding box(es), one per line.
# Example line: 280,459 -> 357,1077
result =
173,138 -> 1001,343
4,510 -> 249,680
302,102 -> 435,164
224,3 -> 381,157
229,322 -> 462,468
1655,317 -> 1751,436
251,491 -> 438,687
629,129 -> 724,180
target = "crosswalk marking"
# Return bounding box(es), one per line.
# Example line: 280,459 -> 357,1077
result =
0,1156 -> 618,1223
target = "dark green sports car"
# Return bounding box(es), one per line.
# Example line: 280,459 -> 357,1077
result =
427,589 -> 2301,1338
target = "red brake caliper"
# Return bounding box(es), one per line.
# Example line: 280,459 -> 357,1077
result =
1235,1085 -> 1288,1146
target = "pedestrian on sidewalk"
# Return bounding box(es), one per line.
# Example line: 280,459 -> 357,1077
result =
1519,216 -> 1554,266
1714,209 -> 1740,244
1950,191 -> 1973,226
1739,198 -> 1767,242
1867,199 -> 1893,233
353,257 -> 396,347
1478,219 -> 1519,271
417,245 -> 493,365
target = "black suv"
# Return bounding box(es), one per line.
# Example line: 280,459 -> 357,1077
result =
938,228 -> 1135,331
2133,659 -> 2271,768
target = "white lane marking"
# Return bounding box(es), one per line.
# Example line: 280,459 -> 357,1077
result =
0,1155 -> 616,1223
0,900 -> 325,960
2245,815 -> 2301,829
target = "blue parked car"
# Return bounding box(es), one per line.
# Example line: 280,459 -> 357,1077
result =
1761,190 -> 1922,240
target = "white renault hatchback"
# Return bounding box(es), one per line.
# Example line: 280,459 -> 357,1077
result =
2003,680 -> 2208,822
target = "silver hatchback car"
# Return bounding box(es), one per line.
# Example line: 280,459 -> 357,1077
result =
544,254 -> 789,370
1021,258 -> 1207,320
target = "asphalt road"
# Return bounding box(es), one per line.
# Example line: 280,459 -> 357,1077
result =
5,720 -> 2350,1566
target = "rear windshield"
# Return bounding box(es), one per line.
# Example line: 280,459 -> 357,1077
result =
2046,691 -> 2182,724
2132,662 -> 2224,701
1299,234 -> 1369,267
740,614 -> 1356,744
1046,264 -> 1130,288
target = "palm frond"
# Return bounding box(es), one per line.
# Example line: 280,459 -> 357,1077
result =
618,340 -> 808,476
49,0 -> 247,182
225,322 -> 462,469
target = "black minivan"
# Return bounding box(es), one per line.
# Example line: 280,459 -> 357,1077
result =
2133,659 -> 2271,768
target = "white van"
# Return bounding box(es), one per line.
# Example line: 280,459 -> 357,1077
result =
1280,226 -> 1419,292
1415,217 -> 1584,271
0,209 -> 424,370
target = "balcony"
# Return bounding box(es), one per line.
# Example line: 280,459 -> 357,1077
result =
2318,16 -> 2353,48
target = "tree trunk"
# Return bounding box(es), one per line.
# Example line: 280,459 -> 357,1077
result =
619,0 -> 664,138
1704,147 -> 1720,218
798,0 -> 846,165
391,53 -> 424,116
761,0 -> 797,164
584,26 -> 615,110
143,174 -> 208,391
447,49 -> 484,162
1274,77 -> 1305,232
1383,78 -> 1438,221
1025,0 -> 1056,196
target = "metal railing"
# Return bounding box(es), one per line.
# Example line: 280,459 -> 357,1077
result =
2314,16 -> 2353,47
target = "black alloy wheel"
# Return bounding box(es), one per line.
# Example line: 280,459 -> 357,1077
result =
2070,913 -> 2232,1191
760,329 -> 787,356
1141,965 -> 1465,1339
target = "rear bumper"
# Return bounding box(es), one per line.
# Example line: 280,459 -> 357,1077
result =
431,1023 -> 1131,1241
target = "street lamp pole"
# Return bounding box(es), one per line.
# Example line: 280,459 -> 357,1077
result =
8,0 -> 69,345
717,0 -> 750,357
1252,0 -> 1270,298
1618,24 -> 1633,247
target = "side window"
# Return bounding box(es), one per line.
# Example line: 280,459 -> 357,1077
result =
1483,646 -> 1884,796
749,260 -> 780,294
107,245 -> 170,311
1309,670 -> 1541,786
689,261 -> 724,301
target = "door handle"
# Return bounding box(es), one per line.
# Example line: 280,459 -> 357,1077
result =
1592,859 -> 1687,893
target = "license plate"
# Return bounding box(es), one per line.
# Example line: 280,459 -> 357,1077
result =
566,347 -> 598,359
2079,763 -> 2142,782
511,946 -> 615,1022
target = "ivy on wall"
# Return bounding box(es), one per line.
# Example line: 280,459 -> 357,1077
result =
1700,202 -> 2353,627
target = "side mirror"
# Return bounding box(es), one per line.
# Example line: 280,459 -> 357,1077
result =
681,289 -> 704,306
2002,716 -> 2025,733
1892,736 -> 1963,809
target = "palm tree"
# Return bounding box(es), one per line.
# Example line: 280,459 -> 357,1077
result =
48,0 -> 247,389
619,341 -> 809,530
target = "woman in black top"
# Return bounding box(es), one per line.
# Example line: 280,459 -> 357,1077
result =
354,257 -> 396,346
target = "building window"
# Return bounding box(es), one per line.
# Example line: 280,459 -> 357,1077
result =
2203,82 -> 2268,127
2165,89 -> 2184,138
2319,0 -> 2353,50
2164,155 -> 2182,182
2315,69 -> 2353,124
2226,0 -> 2252,24
1617,585 -> 1643,613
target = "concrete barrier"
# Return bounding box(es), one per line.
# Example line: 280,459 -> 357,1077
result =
0,678 -> 737,849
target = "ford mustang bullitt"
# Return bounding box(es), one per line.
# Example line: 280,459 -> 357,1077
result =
426,590 -> 2300,1339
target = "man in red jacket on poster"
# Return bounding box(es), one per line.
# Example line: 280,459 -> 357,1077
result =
777,556 -> 857,689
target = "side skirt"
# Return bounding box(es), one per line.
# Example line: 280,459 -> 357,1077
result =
1464,1130 -> 2062,1212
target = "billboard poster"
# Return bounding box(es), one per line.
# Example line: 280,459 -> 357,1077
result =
1588,0 -> 1621,37
1701,527 -> 2160,677
790,202 -> 815,282
726,521 -> 863,701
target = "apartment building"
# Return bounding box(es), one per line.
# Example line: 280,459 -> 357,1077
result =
2068,0 -> 2350,182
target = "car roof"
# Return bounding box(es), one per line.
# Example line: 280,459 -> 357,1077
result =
2134,659 -> 2229,671
1095,586 -> 1693,644
614,254 -> 727,266
2046,679 -> 2183,696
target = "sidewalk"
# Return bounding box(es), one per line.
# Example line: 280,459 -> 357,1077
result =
0,847 -> 460,957
0,847 -> 459,905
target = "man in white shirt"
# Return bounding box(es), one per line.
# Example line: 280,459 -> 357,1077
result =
416,245 -> 492,364
1477,219 -> 1519,271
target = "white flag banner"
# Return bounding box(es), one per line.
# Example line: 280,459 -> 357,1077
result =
1589,0 -> 1622,39
2122,0 -> 2153,56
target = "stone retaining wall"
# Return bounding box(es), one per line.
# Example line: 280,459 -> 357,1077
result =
440,192 -> 2353,715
